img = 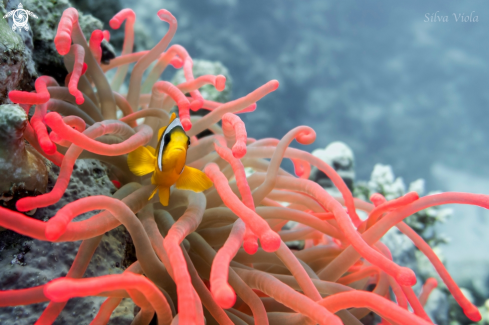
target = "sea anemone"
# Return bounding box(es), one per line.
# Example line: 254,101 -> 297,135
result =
0,5 -> 486,325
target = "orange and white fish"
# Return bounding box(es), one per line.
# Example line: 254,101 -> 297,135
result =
127,113 -> 213,206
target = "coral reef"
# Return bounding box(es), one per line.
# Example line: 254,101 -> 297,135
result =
0,5 -> 37,103
354,165 -> 452,325
0,104 -> 47,209
0,3 -> 487,325
2,0 -> 111,85
0,155 -> 132,324
311,143 -> 452,324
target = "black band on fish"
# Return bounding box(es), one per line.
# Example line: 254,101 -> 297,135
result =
157,117 -> 184,171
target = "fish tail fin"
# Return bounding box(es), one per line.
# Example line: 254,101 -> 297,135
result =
176,166 -> 214,192
158,186 -> 171,206
127,146 -> 156,176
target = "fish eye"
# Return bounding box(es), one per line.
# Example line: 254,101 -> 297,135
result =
187,137 -> 191,146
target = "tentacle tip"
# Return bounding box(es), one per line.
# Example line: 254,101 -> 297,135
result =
75,95 -> 85,105
189,99 -> 203,112
270,79 -> 279,91
243,242 -> 258,255
408,191 -> 420,200
81,63 -> 88,75
212,285 -> 236,309
464,305 -> 482,322
54,37 -> 71,56
102,30 -> 110,42
40,141 -> 57,155
237,103 -> 257,114
109,19 -> 121,29
296,128 -> 316,145
232,144 -> 246,159
215,75 -> 226,91
44,111 -> 59,125
396,267 -> 417,286
182,119 -> 192,131
370,193 -> 387,206
45,222 -> 65,241
427,277 -> 438,286
15,199 -> 32,213
43,281 -> 68,302
7,91 -> 20,103
112,180 -> 121,189
157,9 -> 175,22
260,231 -> 281,253
170,58 -> 184,69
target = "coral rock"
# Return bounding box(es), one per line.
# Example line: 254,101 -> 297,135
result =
0,104 -> 47,198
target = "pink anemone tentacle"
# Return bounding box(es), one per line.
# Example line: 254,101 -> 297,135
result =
222,113 -> 247,159
16,116 -> 152,212
43,112 -> 152,156
9,75 -> 58,105
210,138 -> 258,307
30,103 -> 57,155
271,175 -> 418,286
44,273 -> 172,325
204,163 -> 281,253
152,81 -> 191,130
89,30 -> 104,64
163,192 -> 206,324
419,278 -> 438,306
54,8 -> 78,55
67,44 -> 86,105
188,80 -> 279,138
102,30 -> 110,41
109,9 -> 136,91
201,100 -> 256,114
126,9 -> 177,110
364,191 -> 419,230
318,291 -> 433,325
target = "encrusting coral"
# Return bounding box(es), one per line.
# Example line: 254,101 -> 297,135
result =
0,4 -> 486,325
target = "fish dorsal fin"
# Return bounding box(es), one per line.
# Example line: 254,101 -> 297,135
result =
157,127 -> 167,141
157,113 -> 177,140
157,116 -> 184,171
127,146 -> 156,176
176,166 -> 213,192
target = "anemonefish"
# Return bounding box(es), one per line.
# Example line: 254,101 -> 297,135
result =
127,113 -> 213,206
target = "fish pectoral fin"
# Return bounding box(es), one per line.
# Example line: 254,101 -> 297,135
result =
158,186 -> 170,206
176,166 -> 214,192
127,146 -> 156,176
148,186 -> 158,201
146,145 -> 156,156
